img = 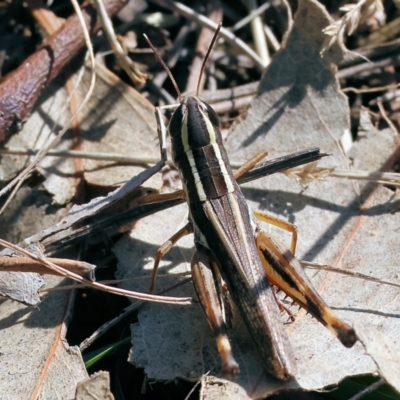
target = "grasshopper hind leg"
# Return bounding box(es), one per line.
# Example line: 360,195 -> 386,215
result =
256,228 -> 357,348
191,247 -> 240,379
253,210 -> 298,254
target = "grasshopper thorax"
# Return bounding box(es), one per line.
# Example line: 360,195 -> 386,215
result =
169,96 -> 223,164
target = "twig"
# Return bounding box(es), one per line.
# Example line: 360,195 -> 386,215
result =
79,277 -> 192,351
348,378 -> 385,400
342,83 -> 400,95
377,101 -> 398,137
0,147 -> 161,166
0,257 -> 95,279
330,169 -> 400,188
264,25 -> 280,52
0,0 -> 98,209
338,53 -> 400,79
303,262 -> 400,289
285,163 -> 400,188
210,94 -> 254,113
0,238 -> 192,305
230,2 -> 271,32
92,0 -> 147,85
246,0 -> 270,65
0,0 -> 126,141
150,0 -> 266,70
184,2 -> 222,94
152,21 -> 195,89
200,81 -> 258,104
369,86 -> 400,103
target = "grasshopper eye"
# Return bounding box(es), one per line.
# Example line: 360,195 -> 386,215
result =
202,102 -> 220,128
168,104 -> 186,137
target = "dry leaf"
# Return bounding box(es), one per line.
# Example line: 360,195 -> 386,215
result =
76,371 -> 114,400
79,64 -> 162,189
0,275 -> 87,399
0,186 -> 68,305
0,78 -> 78,205
0,64 -> 162,207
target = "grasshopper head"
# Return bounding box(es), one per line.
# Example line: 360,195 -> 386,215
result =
169,96 -> 222,163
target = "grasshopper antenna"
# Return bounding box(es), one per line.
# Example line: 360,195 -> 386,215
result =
196,22 -> 222,97
143,34 -> 182,102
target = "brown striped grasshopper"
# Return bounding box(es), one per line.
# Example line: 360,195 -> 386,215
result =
144,25 -> 357,380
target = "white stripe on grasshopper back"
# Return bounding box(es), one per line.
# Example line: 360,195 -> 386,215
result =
181,112 -> 190,152
211,143 -> 235,193
185,149 -> 207,201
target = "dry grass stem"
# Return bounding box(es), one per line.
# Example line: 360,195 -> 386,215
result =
348,378 -> 385,400
303,262 -> 400,289
0,238 -> 191,305
79,277 -> 192,351
246,0 -> 270,65
322,0 -> 384,53
151,0 -> 266,69
284,162 -> 400,188
0,257 -> 95,277
92,0 -> 147,85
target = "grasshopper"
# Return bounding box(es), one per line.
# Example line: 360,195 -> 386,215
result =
144,25 -> 357,380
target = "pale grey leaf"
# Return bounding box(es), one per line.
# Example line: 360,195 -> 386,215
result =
355,322 -> 400,393
0,275 -> 87,399
75,371 -> 114,400
0,78 -> 77,205
0,186 -> 68,305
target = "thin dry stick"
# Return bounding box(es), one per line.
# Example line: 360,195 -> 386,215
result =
211,94 -> 254,113
234,150 -> 268,180
303,262 -> 400,289
153,21 -> 194,89
264,24 -> 280,52
199,81 -> 258,104
230,2 -> 271,32
377,100 -> 399,137
0,147 -> 161,166
0,63 -> 88,214
338,53 -> 400,79
247,0 -> 269,65
342,82 -> 400,95
0,0 -> 96,209
0,238 -> 191,305
150,0 -> 266,70
79,277 -> 192,351
92,0 -> 146,85
348,378 -> 385,400
330,169 -> 400,188
40,272 -> 191,292
370,86 -> 400,104
284,163 -> 400,188
0,257 -> 95,277
185,7 -> 222,94
0,177 -> 24,215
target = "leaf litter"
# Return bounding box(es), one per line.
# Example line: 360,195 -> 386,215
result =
0,0 -> 399,398
114,0 -> 400,397
0,187 -> 87,398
